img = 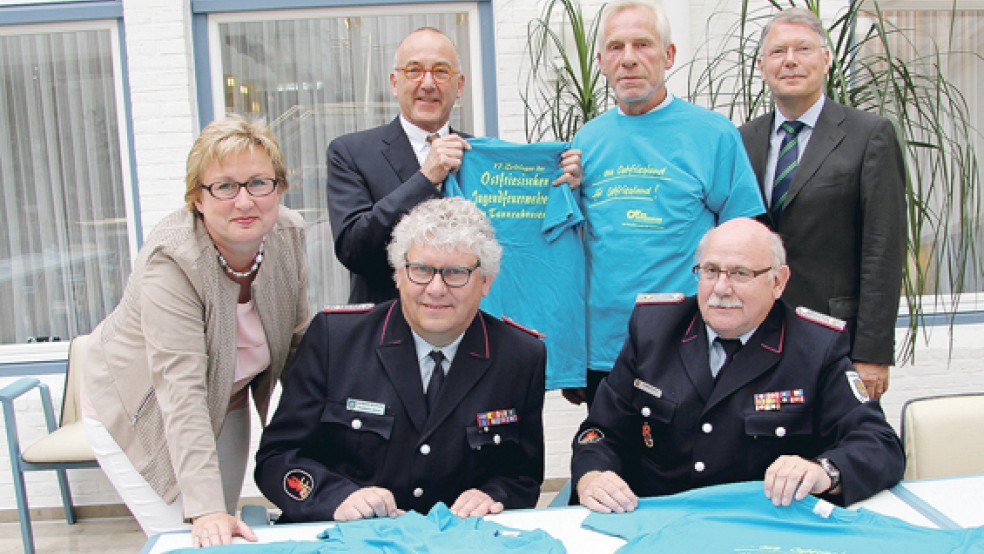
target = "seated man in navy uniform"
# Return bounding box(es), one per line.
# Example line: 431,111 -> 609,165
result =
256,197 -> 546,523
571,217 -> 904,513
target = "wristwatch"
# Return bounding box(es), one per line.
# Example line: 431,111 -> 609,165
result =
816,457 -> 841,493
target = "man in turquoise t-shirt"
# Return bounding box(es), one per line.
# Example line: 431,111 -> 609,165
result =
562,0 -> 764,406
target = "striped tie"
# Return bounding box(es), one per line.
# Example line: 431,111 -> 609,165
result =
770,120 -> 807,222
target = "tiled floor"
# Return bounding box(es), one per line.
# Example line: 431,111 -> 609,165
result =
0,516 -> 146,554
0,491 -> 562,553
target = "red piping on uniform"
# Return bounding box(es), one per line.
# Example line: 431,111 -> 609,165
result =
681,313 -> 699,343
761,323 -> 785,353
380,301 -> 398,345
469,313 -> 491,358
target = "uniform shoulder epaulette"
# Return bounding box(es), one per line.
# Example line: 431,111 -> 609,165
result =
636,292 -> 685,305
795,306 -> 846,331
501,316 -> 546,338
321,303 -> 374,314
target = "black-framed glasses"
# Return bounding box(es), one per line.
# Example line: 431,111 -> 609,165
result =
394,63 -> 459,83
404,260 -> 481,288
201,178 -> 278,200
692,264 -> 772,284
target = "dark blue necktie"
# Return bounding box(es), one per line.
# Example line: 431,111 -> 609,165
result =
770,120 -> 807,222
713,338 -> 742,379
426,350 -> 446,414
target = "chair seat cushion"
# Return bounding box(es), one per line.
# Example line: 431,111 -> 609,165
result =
22,421 -> 96,463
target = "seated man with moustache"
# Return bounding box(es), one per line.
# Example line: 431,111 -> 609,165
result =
571,218 -> 904,513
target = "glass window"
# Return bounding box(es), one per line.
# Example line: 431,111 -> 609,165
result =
859,7 -> 984,297
208,5 -> 480,309
0,21 -> 132,345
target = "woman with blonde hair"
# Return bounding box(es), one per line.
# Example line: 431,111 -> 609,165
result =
81,115 -> 309,546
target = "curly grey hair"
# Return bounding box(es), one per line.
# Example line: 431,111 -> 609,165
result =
387,197 -> 502,281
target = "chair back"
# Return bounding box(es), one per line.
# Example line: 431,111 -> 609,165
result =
60,334 -> 90,426
901,392 -> 984,480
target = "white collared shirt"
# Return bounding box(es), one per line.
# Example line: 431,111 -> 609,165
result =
763,95 -> 825,205
400,115 -> 450,166
412,331 -> 463,393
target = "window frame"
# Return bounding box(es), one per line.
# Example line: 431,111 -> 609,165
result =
191,0 -> 498,136
0,2 -> 139,361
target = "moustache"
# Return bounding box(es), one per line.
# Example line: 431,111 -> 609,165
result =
707,295 -> 743,308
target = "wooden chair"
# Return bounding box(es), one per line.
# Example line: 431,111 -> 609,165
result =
0,335 -> 99,554
900,392 -> 984,480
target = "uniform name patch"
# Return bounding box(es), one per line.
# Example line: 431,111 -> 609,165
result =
322,303 -> 374,313
347,398 -> 386,415
634,378 -> 663,399
577,428 -> 605,444
284,469 -> 314,502
754,389 -> 805,411
846,371 -> 871,403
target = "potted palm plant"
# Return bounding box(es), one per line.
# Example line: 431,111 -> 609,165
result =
520,0 -> 611,142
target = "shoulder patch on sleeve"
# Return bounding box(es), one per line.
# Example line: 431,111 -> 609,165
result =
845,371 -> 871,403
322,303 -> 374,314
636,292 -> 685,305
795,306 -> 846,331
501,316 -> 546,338
577,427 -> 605,444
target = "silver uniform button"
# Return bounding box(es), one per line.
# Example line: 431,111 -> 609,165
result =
351,419 -> 363,430
419,444 -> 431,455
641,406 -> 652,418
701,422 -> 713,434
775,426 -> 787,438
694,461 -> 706,472
413,487 -> 424,498
493,434 -> 502,445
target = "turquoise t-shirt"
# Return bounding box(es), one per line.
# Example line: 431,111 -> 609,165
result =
583,481 -> 984,554
446,137 -> 587,389
573,99 -> 765,371
165,503 -> 566,553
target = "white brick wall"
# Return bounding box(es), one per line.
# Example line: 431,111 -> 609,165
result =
121,0 -> 199,236
4,0 -> 980,515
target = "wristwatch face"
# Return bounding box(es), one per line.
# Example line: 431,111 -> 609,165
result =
819,458 -> 840,487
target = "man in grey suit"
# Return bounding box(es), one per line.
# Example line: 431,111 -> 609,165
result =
739,8 -> 906,399
327,27 -> 583,303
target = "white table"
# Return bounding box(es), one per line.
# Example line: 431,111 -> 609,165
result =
894,474 -> 984,528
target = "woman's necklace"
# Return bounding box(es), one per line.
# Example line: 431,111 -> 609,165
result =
216,239 -> 264,279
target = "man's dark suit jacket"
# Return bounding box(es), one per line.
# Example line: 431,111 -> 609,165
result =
571,296 -> 904,507
739,99 -> 906,365
326,117 -> 467,303
255,300 -> 546,522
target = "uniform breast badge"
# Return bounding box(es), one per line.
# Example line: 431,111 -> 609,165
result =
642,422 -> 654,448
476,409 -> 518,432
754,389 -> 805,411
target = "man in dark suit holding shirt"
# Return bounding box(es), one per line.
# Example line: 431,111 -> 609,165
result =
328,27 -> 582,303
326,27 -> 472,303
739,8 -> 906,399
